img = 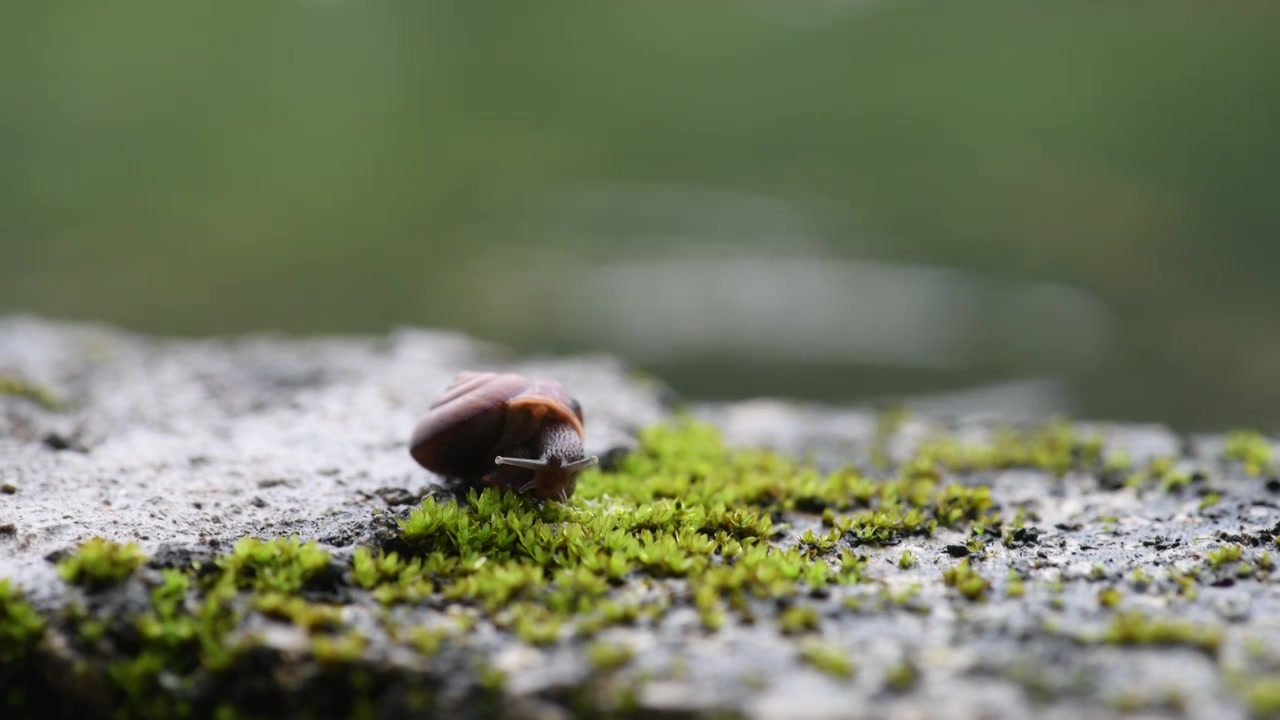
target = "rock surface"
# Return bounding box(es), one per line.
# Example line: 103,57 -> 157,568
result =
3,316 -> 1280,720
0,316 -> 668,589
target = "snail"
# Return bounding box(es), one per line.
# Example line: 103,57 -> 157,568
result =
409,371 -> 599,502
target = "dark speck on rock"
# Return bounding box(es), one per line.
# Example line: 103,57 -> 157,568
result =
1142,535 -> 1179,551
1266,477 -> 1280,493
374,487 -> 417,506
257,478 -> 297,489
944,545 -> 970,558
1013,527 -> 1041,544
0,523 -> 15,535
42,432 -> 85,452
1,483 -> 16,494
250,496 -> 268,508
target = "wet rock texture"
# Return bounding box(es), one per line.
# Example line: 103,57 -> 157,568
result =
3,316 -> 1280,720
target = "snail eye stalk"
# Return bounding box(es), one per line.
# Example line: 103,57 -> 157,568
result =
495,455 -> 598,472
494,456 -> 548,471
563,456 -> 599,472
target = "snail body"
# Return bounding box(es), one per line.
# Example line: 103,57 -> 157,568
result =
410,371 -> 598,501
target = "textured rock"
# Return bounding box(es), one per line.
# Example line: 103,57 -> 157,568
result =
3,317 -> 1280,720
0,316 -> 669,589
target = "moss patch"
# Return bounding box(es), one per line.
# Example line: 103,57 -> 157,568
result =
1096,612 -> 1222,656
5,418 -> 1280,716
797,640 -> 855,680
1223,430 -> 1276,477
56,537 -> 147,591
0,373 -> 61,410
0,580 -> 45,663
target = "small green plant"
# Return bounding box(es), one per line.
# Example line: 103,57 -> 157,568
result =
1097,587 -> 1122,609
1005,570 -> 1025,598
0,580 -> 46,662
216,536 -> 330,594
942,559 -> 990,602
1098,612 -> 1221,655
779,605 -> 821,635
57,537 -> 147,590
1129,568 -> 1154,591
1241,678 -> 1280,717
1206,544 -> 1244,570
312,631 -> 368,665
587,641 -> 634,672
0,373 -> 61,410
797,640 -> 854,679
1223,430 -> 1274,476
254,593 -> 343,632
898,550 -> 916,569
408,626 -> 448,657
885,659 -> 920,692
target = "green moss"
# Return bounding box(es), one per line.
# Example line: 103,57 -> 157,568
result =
57,537 -> 147,590
3,417 -> 1231,714
216,535 -> 330,594
1097,587 -> 1122,609
0,580 -> 45,663
779,605 -> 821,635
1129,568 -> 1154,591
1097,611 -> 1221,655
797,640 -> 854,680
62,561 -> 244,715
1005,570 -> 1025,599
885,659 -> 920,692
408,626 -> 448,657
386,418 -> 1045,641
1223,430 -> 1275,477
1199,492 -> 1221,510
913,418 -> 1103,477
1207,544 -> 1244,569
312,631 -> 369,665
587,641 -> 634,672
254,593 -> 343,633
1242,678 -> 1280,717
1167,570 -> 1199,600
509,605 -> 564,646
476,663 -> 507,692
0,373 -> 61,410
1162,471 -> 1192,493
1102,451 -> 1132,474
942,559 -> 990,602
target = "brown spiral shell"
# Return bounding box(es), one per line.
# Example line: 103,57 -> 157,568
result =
409,371 -> 585,482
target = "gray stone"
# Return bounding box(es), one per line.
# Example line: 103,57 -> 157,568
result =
3,316 -> 1279,720
0,316 -> 668,591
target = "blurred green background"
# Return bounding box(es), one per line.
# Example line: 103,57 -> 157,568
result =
3,0 -> 1278,432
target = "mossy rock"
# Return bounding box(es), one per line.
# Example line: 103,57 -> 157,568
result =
3,317 -> 1280,719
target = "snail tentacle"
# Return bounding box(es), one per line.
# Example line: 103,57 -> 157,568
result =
494,456 -> 549,471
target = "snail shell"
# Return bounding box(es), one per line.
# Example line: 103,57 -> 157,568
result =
409,371 -> 597,501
